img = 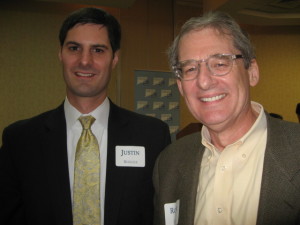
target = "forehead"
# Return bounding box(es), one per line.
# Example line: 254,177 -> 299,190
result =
178,28 -> 236,60
65,23 -> 110,44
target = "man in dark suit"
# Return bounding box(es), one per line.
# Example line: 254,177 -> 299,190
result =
0,7 -> 171,225
153,11 -> 300,225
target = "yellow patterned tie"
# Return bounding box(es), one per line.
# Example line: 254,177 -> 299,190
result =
73,115 -> 101,225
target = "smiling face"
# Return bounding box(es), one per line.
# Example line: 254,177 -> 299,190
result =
59,23 -> 119,106
177,28 -> 259,132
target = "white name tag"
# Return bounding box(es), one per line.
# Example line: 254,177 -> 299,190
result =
115,146 -> 145,167
164,200 -> 180,225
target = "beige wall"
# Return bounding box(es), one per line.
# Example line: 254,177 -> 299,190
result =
0,0 -> 299,146
248,25 -> 300,122
1,3 -> 66,137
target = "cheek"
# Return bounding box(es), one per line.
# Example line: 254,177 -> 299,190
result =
181,85 -> 199,109
237,75 -> 251,94
178,81 -> 196,96
95,59 -> 111,70
61,57 -> 75,69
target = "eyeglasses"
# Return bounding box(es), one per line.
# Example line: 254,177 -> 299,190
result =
173,54 -> 243,81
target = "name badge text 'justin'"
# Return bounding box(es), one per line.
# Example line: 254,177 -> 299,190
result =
115,146 -> 145,167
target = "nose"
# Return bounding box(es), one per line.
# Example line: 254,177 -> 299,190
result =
196,62 -> 216,90
79,50 -> 93,66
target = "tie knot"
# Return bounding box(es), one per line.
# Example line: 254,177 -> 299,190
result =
79,115 -> 95,130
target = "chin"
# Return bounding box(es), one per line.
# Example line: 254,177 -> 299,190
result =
201,115 -> 228,126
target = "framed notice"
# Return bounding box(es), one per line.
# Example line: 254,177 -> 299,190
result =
135,70 -> 180,141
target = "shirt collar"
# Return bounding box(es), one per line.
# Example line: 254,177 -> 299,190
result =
201,101 -> 266,152
64,97 -> 110,130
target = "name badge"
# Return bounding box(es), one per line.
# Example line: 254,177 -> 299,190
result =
164,200 -> 180,225
115,146 -> 145,167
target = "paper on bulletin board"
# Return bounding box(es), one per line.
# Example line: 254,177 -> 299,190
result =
135,70 -> 180,141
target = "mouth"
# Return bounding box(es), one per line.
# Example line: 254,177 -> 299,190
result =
75,72 -> 95,77
201,94 -> 226,102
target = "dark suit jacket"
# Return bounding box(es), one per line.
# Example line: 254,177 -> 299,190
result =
0,100 -> 171,225
153,114 -> 300,225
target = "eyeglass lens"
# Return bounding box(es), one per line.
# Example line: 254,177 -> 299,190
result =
178,54 -> 235,80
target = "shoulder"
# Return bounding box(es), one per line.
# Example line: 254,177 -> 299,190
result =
266,113 -> 300,161
2,105 -> 63,138
108,101 -> 171,146
267,115 -> 300,140
265,114 -> 300,189
109,101 -> 169,129
154,132 -> 203,191
158,132 -> 202,164
266,114 -> 300,155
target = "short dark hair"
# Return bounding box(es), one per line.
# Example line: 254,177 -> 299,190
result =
59,7 -> 121,53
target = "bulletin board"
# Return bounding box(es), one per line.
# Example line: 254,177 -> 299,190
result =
134,70 -> 180,141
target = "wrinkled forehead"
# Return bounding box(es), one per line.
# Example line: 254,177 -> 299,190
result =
177,27 -> 236,59
179,27 -> 234,46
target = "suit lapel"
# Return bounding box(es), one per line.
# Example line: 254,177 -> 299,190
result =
104,101 -> 132,225
176,132 -> 204,225
257,116 -> 300,225
41,104 -> 73,225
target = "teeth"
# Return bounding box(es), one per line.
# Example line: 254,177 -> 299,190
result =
201,94 -> 225,102
76,72 -> 93,77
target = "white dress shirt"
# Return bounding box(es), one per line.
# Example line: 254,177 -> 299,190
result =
194,102 -> 267,225
64,97 -> 109,225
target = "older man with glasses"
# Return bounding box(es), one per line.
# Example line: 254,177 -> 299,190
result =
153,11 -> 300,225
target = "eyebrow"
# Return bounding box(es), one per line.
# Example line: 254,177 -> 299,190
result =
65,41 -> 109,49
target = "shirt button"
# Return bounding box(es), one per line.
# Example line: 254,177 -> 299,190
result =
242,154 -> 247,158
221,165 -> 226,171
217,208 -> 223,214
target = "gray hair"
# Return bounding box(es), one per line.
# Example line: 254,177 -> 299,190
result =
168,11 -> 255,70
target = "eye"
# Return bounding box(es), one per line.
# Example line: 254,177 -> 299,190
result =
176,60 -> 199,79
93,48 -> 104,53
215,62 -> 228,68
68,45 -> 79,51
182,61 -> 198,75
210,58 -> 230,71
184,66 -> 197,74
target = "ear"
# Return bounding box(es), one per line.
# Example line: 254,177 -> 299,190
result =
176,78 -> 184,96
248,59 -> 259,87
112,50 -> 120,69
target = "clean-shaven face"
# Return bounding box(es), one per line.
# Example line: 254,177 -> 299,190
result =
176,28 -> 259,131
59,23 -> 118,102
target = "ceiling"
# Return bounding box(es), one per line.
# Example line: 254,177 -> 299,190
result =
34,0 -> 300,25
2,0 -> 300,25
33,0 -> 137,8
216,0 -> 300,26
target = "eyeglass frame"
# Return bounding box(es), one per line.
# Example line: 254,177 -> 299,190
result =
172,54 -> 243,81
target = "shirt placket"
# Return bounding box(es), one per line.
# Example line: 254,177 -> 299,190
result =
213,145 -> 237,225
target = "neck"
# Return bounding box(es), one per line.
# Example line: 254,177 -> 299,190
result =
208,108 -> 259,151
67,95 -> 106,114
